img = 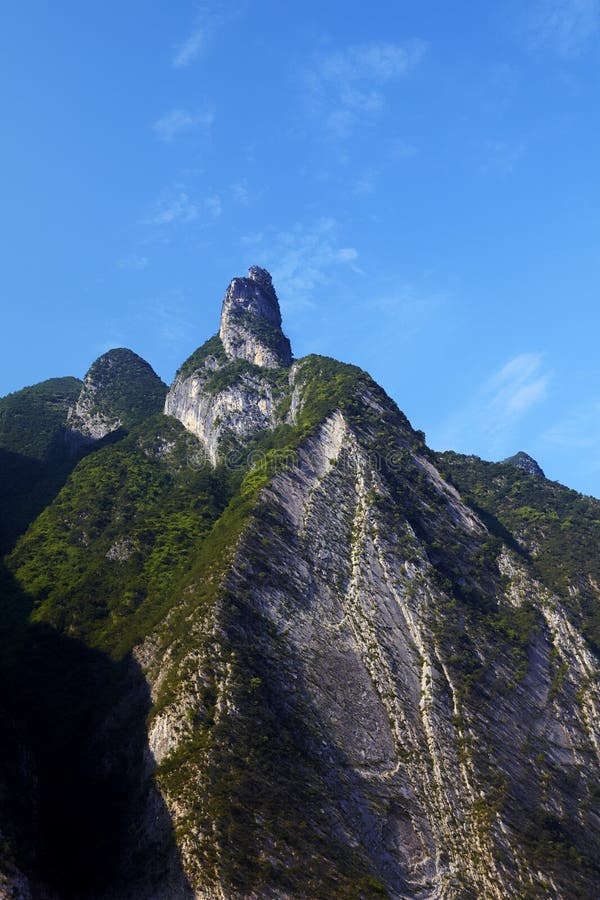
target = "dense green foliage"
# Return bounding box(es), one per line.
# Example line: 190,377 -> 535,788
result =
175,334 -> 228,380
9,416 -> 235,657
74,348 -> 167,430
0,377 -> 84,553
437,452 -> 600,655
175,332 -> 290,397
0,377 -> 81,460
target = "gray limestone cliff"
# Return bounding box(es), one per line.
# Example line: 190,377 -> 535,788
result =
164,267 -> 292,463
143,369 -> 600,898
219,266 -> 291,369
67,348 -> 167,442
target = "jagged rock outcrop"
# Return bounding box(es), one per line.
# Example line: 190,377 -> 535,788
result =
165,267 -> 292,463
67,348 -> 167,442
503,450 -> 545,479
219,266 -> 292,369
164,371 -> 281,467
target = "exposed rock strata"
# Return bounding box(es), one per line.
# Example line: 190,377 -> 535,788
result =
164,365 -> 281,466
143,387 -> 600,897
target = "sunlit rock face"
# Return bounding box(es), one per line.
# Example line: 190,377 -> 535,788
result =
164,267 -> 292,464
219,266 -> 292,369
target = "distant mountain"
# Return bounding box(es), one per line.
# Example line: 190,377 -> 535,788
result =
1,268 -> 599,899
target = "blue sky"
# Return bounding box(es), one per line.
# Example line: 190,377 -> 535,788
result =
3,0 -> 600,495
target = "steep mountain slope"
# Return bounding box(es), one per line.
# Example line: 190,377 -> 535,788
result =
0,377 -> 82,553
1,268 -> 600,899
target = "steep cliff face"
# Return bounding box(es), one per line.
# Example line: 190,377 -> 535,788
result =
3,269 -> 600,899
145,360 -> 600,899
164,339 -> 287,465
67,348 -> 167,442
219,266 -> 292,369
165,267 -> 292,463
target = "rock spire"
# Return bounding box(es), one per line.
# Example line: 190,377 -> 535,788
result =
219,266 -> 292,368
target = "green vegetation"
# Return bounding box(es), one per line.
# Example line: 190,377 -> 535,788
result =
4,348 -> 600,897
0,376 -> 81,460
175,334 -> 228,380
73,348 -> 167,430
9,415 -> 234,657
438,452 -> 600,656
0,377 -> 84,553
231,307 -> 290,359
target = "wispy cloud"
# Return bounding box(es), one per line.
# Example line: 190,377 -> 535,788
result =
544,400 -> 600,448
153,108 -> 214,143
434,353 -> 550,456
230,179 -> 250,205
141,187 -> 223,226
142,190 -> 200,226
174,29 -> 206,68
205,194 -> 222,218
481,138 -> 527,175
526,0 -> 599,57
241,219 -> 361,310
305,40 -> 426,138
145,294 -> 194,345
117,254 -> 149,271
173,5 -> 230,68
367,286 -> 448,341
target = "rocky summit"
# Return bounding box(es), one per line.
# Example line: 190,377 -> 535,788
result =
503,450 -> 546,479
219,265 -> 292,369
1,268 -> 600,900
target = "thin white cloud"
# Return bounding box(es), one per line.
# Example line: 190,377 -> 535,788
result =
336,247 -> 358,262
434,353 -> 550,457
526,0 -> 599,57
141,190 -> 199,226
141,188 -> 223,227
241,219 -> 361,311
352,167 -> 379,196
367,286 -> 448,341
230,180 -> 250,204
172,5 -> 232,68
544,400 -> 600,448
205,194 -> 222,218
146,295 -> 194,345
240,231 -> 263,246
305,40 -> 426,138
481,139 -> 527,175
117,254 -> 149,271
389,138 -> 418,160
153,109 -> 214,143
173,29 -> 206,68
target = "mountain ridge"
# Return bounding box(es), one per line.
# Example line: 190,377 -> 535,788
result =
1,267 -> 599,899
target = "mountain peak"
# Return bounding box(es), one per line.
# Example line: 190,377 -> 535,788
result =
67,348 -> 167,441
503,450 -> 545,478
219,266 -> 292,368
